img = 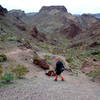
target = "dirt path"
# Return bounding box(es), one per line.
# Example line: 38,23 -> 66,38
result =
0,71 -> 100,100
1,48 -> 99,100
5,48 -> 42,78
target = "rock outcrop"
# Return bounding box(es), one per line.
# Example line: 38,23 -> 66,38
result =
9,10 -> 25,18
33,59 -> 49,70
30,26 -> 47,41
39,6 -> 68,13
0,5 -> 7,16
60,24 -> 81,38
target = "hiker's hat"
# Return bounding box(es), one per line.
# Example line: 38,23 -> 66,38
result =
53,57 -> 61,61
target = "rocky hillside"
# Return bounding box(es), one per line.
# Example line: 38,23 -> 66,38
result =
0,5 -> 100,82
22,6 -> 98,40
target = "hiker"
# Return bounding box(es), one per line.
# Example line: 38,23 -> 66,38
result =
54,57 -> 65,81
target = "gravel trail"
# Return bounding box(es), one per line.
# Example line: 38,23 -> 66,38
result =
1,48 -> 99,100
0,71 -> 100,100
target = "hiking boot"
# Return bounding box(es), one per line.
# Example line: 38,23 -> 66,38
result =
61,78 -> 65,81
54,78 -> 58,81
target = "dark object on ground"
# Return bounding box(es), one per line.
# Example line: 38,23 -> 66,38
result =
18,40 -> 32,49
45,70 -> 56,76
91,75 -> 100,83
89,42 -> 100,48
91,51 -> 100,55
33,59 -> 49,70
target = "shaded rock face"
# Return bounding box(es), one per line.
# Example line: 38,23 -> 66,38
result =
30,26 -> 47,42
76,14 -> 97,30
30,26 -> 39,38
18,40 -> 32,49
60,24 -> 81,38
16,24 -> 26,31
39,6 -> 68,13
0,5 -> 7,16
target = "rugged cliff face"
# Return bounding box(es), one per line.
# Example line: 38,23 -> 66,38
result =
0,5 -> 7,16
39,6 -> 68,13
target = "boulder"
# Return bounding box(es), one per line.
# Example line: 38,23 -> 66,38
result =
30,26 -> 47,42
16,24 -> 26,31
30,26 -> 39,38
33,59 -> 49,70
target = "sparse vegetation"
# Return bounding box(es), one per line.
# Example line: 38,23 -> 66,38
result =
44,55 -> 51,60
0,68 -> 3,76
12,64 -> 28,78
33,55 -> 40,60
66,57 -> 73,63
1,72 -> 14,83
5,65 -> 14,72
0,54 -> 7,62
87,70 -> 100,78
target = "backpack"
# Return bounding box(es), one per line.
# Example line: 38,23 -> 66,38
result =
56,61 -> 65,72
60,66 -> 65,72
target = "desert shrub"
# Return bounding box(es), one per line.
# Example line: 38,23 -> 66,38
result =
33,55 -> 39,60
0,34 -> 6,41
0,64 -> 3,78
44,55 -> 51,60
0,68 -> 3,76
1,72 -> 14,83
0,54 -> 7,62
66,57 -> 73,63
87,70 -> 100,78
0,64 -> 2,69
12,64 -> 28,78
5,65 -> 14,72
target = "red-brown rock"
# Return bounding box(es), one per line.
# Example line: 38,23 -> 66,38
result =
33,59 -> 49,70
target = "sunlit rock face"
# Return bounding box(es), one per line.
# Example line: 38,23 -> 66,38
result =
39,6 -> 68,13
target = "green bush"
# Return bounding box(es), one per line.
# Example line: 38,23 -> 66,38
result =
0,34 -> 6,41
66,57 -> 73,63
0,54 -> 7,62
1,72 -> 14,83
12,64 -> 28,78
0,69 -> 3,76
